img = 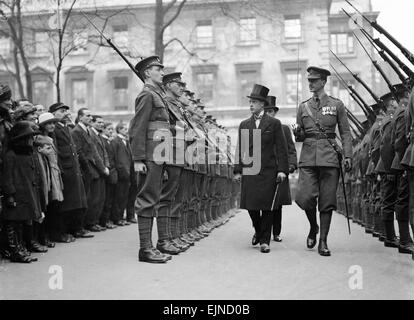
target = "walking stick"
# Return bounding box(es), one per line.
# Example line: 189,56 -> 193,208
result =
271,182 -> 280,212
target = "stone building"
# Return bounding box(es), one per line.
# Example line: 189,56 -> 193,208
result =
0,0 -> 387,144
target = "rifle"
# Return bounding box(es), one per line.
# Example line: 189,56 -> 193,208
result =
345,0 -> 414,65
345,107 -> 365,134
353,31 -> 400,103
80,11 -> 183,122
331,50 -> 382,104
330,63 -> 376,123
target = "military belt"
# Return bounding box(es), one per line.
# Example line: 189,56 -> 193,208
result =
305,132 -> 336,140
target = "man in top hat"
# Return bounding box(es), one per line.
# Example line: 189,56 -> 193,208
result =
234,84 -> 289,253
264,95 -> 297,242
293,66 -> 352,257
129,56 -> 172,263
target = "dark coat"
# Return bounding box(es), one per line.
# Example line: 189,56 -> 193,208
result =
90,129 -> 109,175
71,124 -> 106,181
234,113 -> 289,210
101,135 -> 118,184
111,136 -> 133,181
2,149 -> 42,221
53,123 -> 87,213
277,124 -> 297,206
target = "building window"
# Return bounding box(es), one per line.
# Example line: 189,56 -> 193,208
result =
331,33 -> 354,55
72,30 -> 88,54
239,18 -> 257,43
113,25 -> 128,50
196,20 -> 213,48
0,36 -> 10,57
195,72 -> 214,104
284,70 -> 302,105
332,78 -> 356,112
32,80 -> 50,107
72,79 -> 88,110
113,76 -> 129,111
236,63 -> 262,106
284,15 -> 302,39
34,31 -> 48,55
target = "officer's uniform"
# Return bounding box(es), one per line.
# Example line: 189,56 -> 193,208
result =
294,66 -> 352,257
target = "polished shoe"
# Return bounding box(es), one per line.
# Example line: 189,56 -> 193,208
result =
51,234 -> 72,243
157,241 -> 181,255
398,242 -> 414,254
105,222 -> 116,229
189,230 -> 203,240
68,234 -> 76,242
87,225 -> 101,232
122,220 -> 131,225
115,220 -> 126,226
273,235 -> 283,242
10,250 -> 33,263
252,233 -> 259,246
74,229 -> 94,238
372,231 -> 380,238
307,226 -> 319,249
379,235 -> 385,242
39,239 -> 56,248
384,237 -> 399,248
180,235 -> 195,246
138,248 -> 169,263
318,240 -> 331,257
260,243 -> 270,253
96,225 -> 106,231
174,237 -> 190,249
28,241 -> 48,253
127,217 -> 138,224
365,228 -> 373,234
171,239 -> 189,252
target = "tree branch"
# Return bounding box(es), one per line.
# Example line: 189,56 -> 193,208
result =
161,0 -> 186,33
163,0 -> 178,15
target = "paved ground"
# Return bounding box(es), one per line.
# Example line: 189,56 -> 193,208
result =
1,205 -> 413,300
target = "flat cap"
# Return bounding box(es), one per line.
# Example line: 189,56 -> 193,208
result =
49,102 -> 70,113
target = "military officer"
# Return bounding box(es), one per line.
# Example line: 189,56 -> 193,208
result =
264,95 -> 297,242
293,67 -> 352,257
129,56 -> 172,263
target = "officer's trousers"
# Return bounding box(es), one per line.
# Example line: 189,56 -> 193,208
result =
295,166 -> 339,212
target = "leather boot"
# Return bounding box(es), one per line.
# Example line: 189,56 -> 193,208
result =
6,224 -> 32,263
383,220 -> 399,248
318,211 -> 332,257
305,209 -> 319,249
138,248 -> 169,263
156,240 -> 181,255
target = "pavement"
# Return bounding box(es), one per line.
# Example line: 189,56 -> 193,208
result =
1,205 -> 413,300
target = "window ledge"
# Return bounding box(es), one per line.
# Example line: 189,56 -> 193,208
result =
195,45 -> 216,50
236,40 -> 260,47
281,38 -> 305,46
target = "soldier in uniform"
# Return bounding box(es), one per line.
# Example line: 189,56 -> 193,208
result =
293,67 -> 352,257
234,84 -> 288,254
129,56 -> 172,263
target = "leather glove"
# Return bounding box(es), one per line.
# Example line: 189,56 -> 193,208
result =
289,165 -> 296,174
6,196 -> 16,208
344,158 -> 352,172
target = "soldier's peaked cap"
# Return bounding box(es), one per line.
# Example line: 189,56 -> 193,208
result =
134,56 -> 164,74
247,84 -> 269,102
307,66 -> 331,79
380,91 -> 395,102
163,72 -> 186,86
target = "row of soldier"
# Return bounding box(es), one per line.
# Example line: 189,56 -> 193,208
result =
0,77 -> 240,264
337,83 -> 414,261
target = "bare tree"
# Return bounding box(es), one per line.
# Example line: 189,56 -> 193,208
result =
0,0 -> 33,100
155,0 -> 187,61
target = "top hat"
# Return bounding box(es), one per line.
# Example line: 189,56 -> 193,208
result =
0,84 -> 12,103
163,72 -> 186,86
307,66 -> 331,80
264,95 -> 279,111
9,121 -> 36,141
134,56 -> 164,81
247,84 -> 269,102
38,112 -> 59,127
49,102 -> 70,114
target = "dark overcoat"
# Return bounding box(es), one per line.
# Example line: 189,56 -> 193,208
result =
111,136 -> 133,181
53,123 -> 87,213
2,149 -> 42,221
101,135 -> 118,185
234,113 -> 289,210
277,124 -> 297,206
